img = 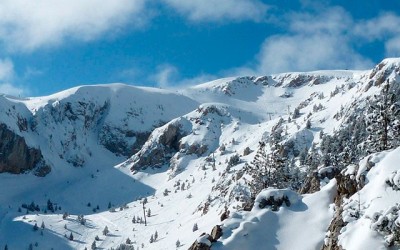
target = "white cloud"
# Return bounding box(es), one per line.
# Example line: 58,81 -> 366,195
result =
0,58 -> 26,96
386,36 -> 400,56
0,83 -> 25,96
0,0 -> 149,52
255,34 -> 372,74
147,64 -> 215,88
0,58 -> 14,80
161,0 -> 268,22
236,7 -> 374,75
152,64 -> 179,88
354,13 -> 400,57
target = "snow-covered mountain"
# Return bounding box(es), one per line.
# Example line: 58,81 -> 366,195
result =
1,58 -> 400,250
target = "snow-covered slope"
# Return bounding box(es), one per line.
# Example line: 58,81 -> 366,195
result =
0,58 -> 400,249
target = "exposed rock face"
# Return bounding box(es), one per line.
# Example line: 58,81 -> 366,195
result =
322,206 -> 345,250
0,124 -> 49,176
189,226 -> 223,250
299,172 -> 321,194
130,123 -> 187,170
188,241 -> 211,250
300,167 -> 340,194
100,127 -> 151,157
210,225 -> 223,242
322,171 -> 358,250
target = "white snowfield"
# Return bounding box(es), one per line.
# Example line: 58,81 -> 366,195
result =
0,58 -> 400,249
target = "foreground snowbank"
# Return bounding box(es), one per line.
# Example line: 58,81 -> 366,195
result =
215,181 -> 337,250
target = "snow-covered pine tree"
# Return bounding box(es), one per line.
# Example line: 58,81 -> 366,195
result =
248,140 -> 290,198
365,80 -> 400,153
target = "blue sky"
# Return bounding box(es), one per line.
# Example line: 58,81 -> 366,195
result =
0,0 -> 399,96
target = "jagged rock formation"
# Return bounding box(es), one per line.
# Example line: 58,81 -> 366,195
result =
0,123 -> 49,176
189,225 -> 223,250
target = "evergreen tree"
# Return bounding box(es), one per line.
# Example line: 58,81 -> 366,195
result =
149,234 -> 154,243
248,141 -> 290,198
192,223 -> 198,232
103,226 -> 109,236
147,208 -> 151,217
154,231 -> 158,240
91,241 -> 96,250
365,80 -> 400,152
176,239 -> 181,247
33,223 -> 38,231
69,232 -> 74,241
41,221 -> 45,229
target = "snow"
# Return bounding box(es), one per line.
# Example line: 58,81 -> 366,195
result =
339,147 -> 400,249
0,59 -> 399,249
215,180 -> 337,250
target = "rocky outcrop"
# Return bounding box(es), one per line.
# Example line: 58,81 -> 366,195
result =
322,171 -> 358,250
100,126 -> 151,157
189,226 -> 223,250
130,122 -> 187,170
299,172 -> 321,194
300,167 -> 340,194
0,124 -> 49,176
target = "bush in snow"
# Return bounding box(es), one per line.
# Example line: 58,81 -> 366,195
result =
228,154 -> 240,167
370,204 -> 400,247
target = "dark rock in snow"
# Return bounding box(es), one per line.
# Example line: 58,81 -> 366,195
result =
0,123 -> 49,176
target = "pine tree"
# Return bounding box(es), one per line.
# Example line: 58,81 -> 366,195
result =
150,234 -> 154,243
147,208 -> 151,217
69,232 -> 74,241
247,141 -> 269,197
154,231 -> 158,240
91,240 -> 96,250
33,223 -> 39,231
41,221 -> 45,229
365,80 -> 400,152
192,223 -> 198,232
103,226 -> 109,236
248,141 -> 290,198
163,188 -> 169,196
176,239 -> 181,247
